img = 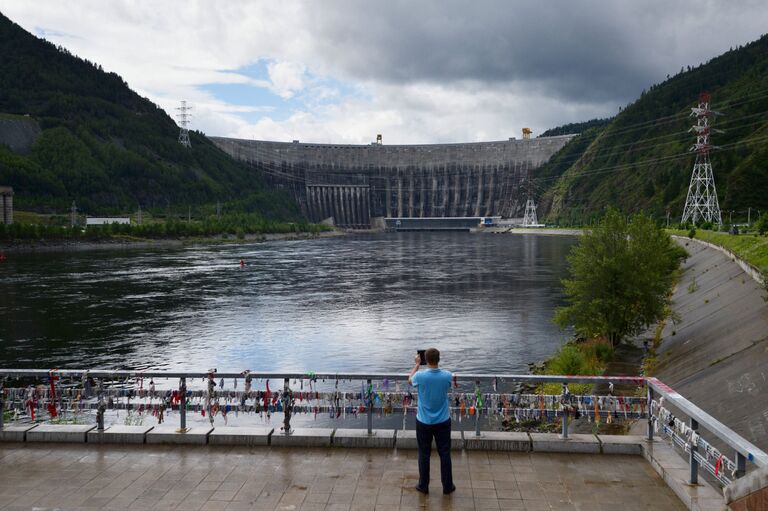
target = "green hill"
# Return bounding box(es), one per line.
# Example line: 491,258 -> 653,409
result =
538,35 -> 768,225
0,12 -> 298,219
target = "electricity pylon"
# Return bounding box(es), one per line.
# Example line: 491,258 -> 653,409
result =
681,92 -> 722,226
176,100 -> 192,148
522,197 -> 539,227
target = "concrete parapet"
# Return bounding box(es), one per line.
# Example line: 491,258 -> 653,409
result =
145,426 -> 212,445
333,429 -> 395,448
596,434 -> 644,455
208,426 -> 273,446
87,425 -> 154,444
0,424 -> 37,442
26,424 -> 95,443
725,466 -> 768,509
270,428 -> 334,447
395,429 -> 464,450
529,433 -> 600,454
464,431 -> 530,452
641,439 -> 725,511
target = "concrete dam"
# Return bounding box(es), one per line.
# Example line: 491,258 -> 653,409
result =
209,135 -> 574,228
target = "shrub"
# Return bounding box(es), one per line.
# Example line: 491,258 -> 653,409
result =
549,345 -> 588,375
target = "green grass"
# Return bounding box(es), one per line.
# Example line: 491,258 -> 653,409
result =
668,229 -> 768,273
539,339 -> 614,395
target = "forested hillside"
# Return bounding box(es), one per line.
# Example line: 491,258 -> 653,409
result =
538,34 -> 768,224
0,13 -> 298,218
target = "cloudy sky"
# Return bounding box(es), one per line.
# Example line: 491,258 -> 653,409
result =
1,1 -> 767,144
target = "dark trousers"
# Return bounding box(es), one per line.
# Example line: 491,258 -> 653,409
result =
416,418 -> 453,491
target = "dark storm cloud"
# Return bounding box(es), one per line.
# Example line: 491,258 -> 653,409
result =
301,0 -> 767,104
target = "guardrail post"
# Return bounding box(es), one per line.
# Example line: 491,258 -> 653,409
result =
561,408 -> 569,439
282,378 -> 292,434
735,452 -> 746,478
647,387 -> 654,441
366,379 -> 373,435
179,378 -> 187,432
0,377 -> 5,429
689,418 -> 699,484
561,383 -> 569,439
474,380 -> 481,437
96,377 -> 105,431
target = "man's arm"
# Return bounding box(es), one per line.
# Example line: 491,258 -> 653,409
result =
408,353 -> 421,385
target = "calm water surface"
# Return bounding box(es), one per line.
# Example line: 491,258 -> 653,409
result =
0,233 -> 575,373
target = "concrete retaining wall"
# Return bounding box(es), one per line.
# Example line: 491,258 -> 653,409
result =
655,238 -> 768,451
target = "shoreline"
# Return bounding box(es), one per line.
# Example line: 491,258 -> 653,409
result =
0,229 -> 346,254
481,227 -> 583,236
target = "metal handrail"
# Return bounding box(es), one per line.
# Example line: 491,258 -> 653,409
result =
0,369 -> 646,384
647,377 -> 768,469
1,368 -> 766,479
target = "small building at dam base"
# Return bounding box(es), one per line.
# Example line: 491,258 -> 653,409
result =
0,186 -> 12,225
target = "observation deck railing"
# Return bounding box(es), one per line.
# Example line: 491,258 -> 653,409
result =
0,369 -> 766,489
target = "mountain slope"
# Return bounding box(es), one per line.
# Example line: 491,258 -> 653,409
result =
538,35 -> 768,224
0,12 -> 298,218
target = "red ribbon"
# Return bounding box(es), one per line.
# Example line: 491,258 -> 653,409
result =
47,372 -> 59,418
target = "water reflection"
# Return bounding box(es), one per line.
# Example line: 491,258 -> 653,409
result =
0,232 -> 575,373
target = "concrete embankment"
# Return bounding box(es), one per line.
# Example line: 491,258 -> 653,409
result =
481,227 -> 583,236
655,237 -> 768,450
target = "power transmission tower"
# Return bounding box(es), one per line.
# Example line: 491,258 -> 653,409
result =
521,173 -> 540,227
681,92 -> 722,226
70,201 -> 78,227
522,197 -> 539,227
176,100 -> 192,148
137,205 -> 142,225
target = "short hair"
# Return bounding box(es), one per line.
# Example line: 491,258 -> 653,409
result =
425,348 -> 440,365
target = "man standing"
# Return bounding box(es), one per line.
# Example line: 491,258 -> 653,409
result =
408,347 -> 455,495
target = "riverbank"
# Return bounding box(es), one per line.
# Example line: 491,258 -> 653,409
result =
0,229 -> 346,253
481,227 -> 583,236
650,237 -> 768,449
668,229 -> 767,283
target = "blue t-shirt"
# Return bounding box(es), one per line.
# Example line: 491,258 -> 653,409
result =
411,368 -> 452,424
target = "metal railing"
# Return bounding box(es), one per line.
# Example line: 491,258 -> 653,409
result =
1,368 -> 766,487
646,377 -> 768,486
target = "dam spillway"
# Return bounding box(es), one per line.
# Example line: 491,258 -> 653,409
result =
209,135 -> 574,228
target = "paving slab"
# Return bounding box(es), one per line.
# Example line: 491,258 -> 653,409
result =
333,428 -> 395,448
26,424 -> 95,443
0,424 -> 37,442
641,438 -> 725,511
395,429 -> 464,450
145,425 -> 212,445
207,426 -> 273,446
87,425 -> 154,444
464,431 -> 530,451
530,432 -> 601,453
597,434 -> 644,455
0,443 -> 688,510
270,427 -> 334,447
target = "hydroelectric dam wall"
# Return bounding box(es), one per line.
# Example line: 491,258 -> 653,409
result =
209,135 -> 574,228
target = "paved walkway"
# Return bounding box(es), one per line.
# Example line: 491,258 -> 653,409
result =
0,444 -> 686,511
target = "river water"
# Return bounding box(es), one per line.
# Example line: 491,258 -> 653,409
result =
0,233 -> 575,374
